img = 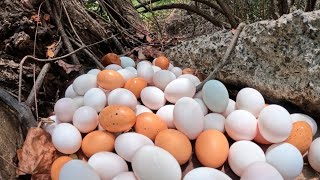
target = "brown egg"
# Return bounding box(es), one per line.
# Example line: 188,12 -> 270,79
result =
101,53 -> 121,66
155,129 -> 192,165
51,156 -> 73,180
81,130 -> 115,157
182,68 -> 196,75
155,56 -> 170,70
135,112 -> 168,141
124,77 -> 148,98
99,105 -> 136,133
195,130 -> 229,168
285,121 -> 313,154
254,124 -> 272,144
97,70 -> 125,90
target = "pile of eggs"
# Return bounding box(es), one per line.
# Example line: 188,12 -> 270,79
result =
45,53 -> 320,180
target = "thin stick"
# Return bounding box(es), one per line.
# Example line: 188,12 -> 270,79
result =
196,23 -> 246,92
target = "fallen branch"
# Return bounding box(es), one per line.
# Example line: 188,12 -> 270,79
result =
196,22 -> 246,92
135,0 -> 161,9
215,0 -> 239,28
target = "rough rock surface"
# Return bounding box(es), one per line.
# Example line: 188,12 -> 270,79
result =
166,10 -> 320,120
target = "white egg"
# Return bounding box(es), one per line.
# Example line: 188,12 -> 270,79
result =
54,98 -> 77,123
135,105 -> 152,116
120,56 -> 135,68
132,145 -> 181,180
171,67 -> 182,78
87,69 -> 101,75
152,70 -> 176,90
117,69 -> 136,81
65,84 -> 78,98
258,105 -> 292,143
112,172 -> 137,180
105,64 -> 122,71
115,132 -> 154,162
291,113 -> 317,136
266,143 -> 303,180
73,106 -> 98,133
125,67 -> 138,76
83,88 -> 107,112
222,99 -> 236,117
225,110 -> 257,141
228,141 -> 266,176
137,63 -> 154,83
194,90 -> 203,99
88,152 -> 128,180
168,63 -> 174,70
241,162 -> 283,180
152,65 -> 161,73
59,160 -> 100,180
42,115 -> 60,135
52,123 -> 82,154
173,97 -> 204,140
236,88 -> 265,117
140,86 -> 166,110
202,80 -> 229,113
204,113 -> 225,132
156,105 -> 175,128
137,61 -> 152,69
194,98 -> 208,115
72,74 -> 97,95
308,138 -> 320,172
152,58 -> 157,65
73,96 -> 84,109
164,78 -> 196,103
178,74 -> 201,86
108,88 -> 137,110
183,167 -> 232,180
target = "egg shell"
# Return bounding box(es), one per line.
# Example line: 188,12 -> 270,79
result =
155,56 -> 170,70
73,74 -> 97,95
108,88 -> 137,110
135,112 -> 168,141
291,113 -> 317,136
59,160 -> 100,180
81,130 -> 115,157
183,167 -> 232,180
285,121 -> 312,154
132,145 -> 181,180
115,132 -> 154,162
51,156 -> 73,180
253,124 -> 272,144
99,105 -> 136,133
73,106 -> 99,133
83,88 -> 107,112
152,65 -> 161,73
73,96 -> 84,109
54,98 -> 77,123
101,53 -> 121,66
124,77 -> 148,98
222,99 -> 236,117
195,130 -> 229,168
137,60 -> 152,69
308,137 -> 320,172
137,63 -> 154,83
225,110 -> 257,141
88,152 -> 128,180
65,84 -> 78,98
125,67 -> 138,76
155,129 -> 192,165
202,80 -> 229,113
194,90 -> 203,99
266,143 -> 303,180
120,56 -> 135,68
87,69 -> 101,75
117,69 -> 136,82
52,123 -> 82,154
236,88 -> 265,117
240,162 -> 283,180
135,105 -> 152,115
112,172 -> 137,180
171,67 -> 182,78
156,105 -> 175,128
203,113 -> 225,132
168,63 -> 174,70
178,74 -> 201,86
152,70 -> 176,90
140,86 -> 166,110
164,78 -> 196,103
194,98 -> 208,115
173,97 -> 204,140
43,115 -> 60,135
105,64 -> 122,71
97,70 -> 125,91
258,105 -> 292,143
228,141 -> 266,176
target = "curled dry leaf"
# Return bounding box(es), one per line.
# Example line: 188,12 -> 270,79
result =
56,60 -> 82,74
16,127 -> 57,180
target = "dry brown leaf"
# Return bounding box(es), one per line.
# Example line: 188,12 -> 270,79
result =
43,14 -> 50,21
46,49 -> 54,58
138,48 -> 147,60
56,60 -> 82,74
16,127 -> 57,179
31,15 -> 40,23
141,46 -> 164,59
146,35 -> 153,43
46,42 -> 57,58
46,42 -> 56,50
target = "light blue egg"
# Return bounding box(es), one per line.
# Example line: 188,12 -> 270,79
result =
202,80 -> 229,113
120,56 -> 135,68
59,160 -> 101,180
